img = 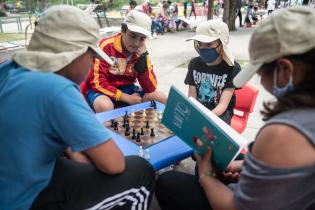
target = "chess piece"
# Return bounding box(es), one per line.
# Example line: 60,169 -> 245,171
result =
140,128 -> 144,135
150,100 -> 157,109
131,108 -> 135,117
110,119 -> 115,128
132,129 -> 136,139
142,109 -> 146,116
158,111 -> 163,120
150,128 -> 155,137
125,129 -> 130,136
144,148 -> 150,159
114,122 -> 118,131
146,121 -> 150,129
136,132 -> 141,142
123,118 -> 126,128
138,146 -> 143,157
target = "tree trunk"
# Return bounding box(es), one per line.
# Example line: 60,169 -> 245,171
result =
207,0 -> 214,20
259,0 -> 265,8
223,0 -> 237,31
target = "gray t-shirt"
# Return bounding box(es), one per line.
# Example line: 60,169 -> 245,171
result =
233,109 -> 315,210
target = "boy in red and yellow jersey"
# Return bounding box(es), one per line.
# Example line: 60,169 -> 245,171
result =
81,10 -> 167,112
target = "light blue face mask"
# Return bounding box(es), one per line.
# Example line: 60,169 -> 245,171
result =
272,69 -> 295,97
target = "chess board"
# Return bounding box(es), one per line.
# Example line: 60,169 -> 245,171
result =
103,108 -> 174,148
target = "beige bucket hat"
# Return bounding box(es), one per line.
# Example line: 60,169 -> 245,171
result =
186,19 -> 234,66
233,6 -> 315,88
12,5 -> 113,73
124,10 -> 152,37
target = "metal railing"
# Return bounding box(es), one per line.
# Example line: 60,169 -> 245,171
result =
0,16 -> 32,33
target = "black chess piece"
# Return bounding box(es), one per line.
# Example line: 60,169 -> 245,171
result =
150,128 -> 155,137
146,121 -> 150,128
150,100 -> 157,109
136,132 -> 141,142
125,129 -> 130,136
123,118 -> 126,128
114,122 -> 118,131
110,120 -> 115,128
132,129 -> 136,139
140,128 -> 144,135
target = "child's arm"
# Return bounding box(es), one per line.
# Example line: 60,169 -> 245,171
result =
188,85 -> 197,98
64,147 -> 91,164
212,88 -> 234,116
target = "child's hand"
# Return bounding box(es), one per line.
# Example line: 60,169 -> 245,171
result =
219,160 -> 243,182
127,93 -> 142,105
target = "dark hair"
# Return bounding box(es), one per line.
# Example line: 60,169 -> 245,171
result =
261,48 -> 315,120
121,23 -> 128,33
129,0 -> 137,7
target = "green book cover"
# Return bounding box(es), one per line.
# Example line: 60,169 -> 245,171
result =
162,86 -> 247,171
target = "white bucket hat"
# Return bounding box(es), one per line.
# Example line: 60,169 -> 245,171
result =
124,10 -> 152,37
186,19 -> 234,66
12,5 -> 113,73
233,6 -> 315,88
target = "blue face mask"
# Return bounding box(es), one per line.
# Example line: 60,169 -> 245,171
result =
198,47 -> 220,63
272,69 -> 295,97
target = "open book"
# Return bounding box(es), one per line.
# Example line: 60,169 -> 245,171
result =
162,86 -> 248,171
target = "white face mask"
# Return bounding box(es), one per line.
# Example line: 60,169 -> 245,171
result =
272,68 -> 295,97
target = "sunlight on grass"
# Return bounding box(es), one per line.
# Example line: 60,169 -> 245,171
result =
0,33 -> 32,42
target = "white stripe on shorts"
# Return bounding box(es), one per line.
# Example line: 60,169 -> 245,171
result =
85,186 -> 150,210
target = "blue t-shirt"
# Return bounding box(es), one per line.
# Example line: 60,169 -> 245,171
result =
0,61 -> 112,210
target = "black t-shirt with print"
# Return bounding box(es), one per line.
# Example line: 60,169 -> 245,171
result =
184,57 -> 241,123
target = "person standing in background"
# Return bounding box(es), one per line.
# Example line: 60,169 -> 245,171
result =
267,0 -> 276,14
183,1 -> 188,18
189,0 -> 197,19
236,0 -> 244,27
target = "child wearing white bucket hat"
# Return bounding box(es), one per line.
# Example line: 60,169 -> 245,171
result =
0,5 -> 155,210
184,19 -> 241,125
156,6 -> 315,210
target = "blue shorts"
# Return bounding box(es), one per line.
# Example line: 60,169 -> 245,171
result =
86,84 -> 145,110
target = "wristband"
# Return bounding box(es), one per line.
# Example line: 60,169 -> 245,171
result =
134,51 -> 149,73
199,171 -> 216,182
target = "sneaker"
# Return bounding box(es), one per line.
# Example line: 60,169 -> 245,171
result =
153,32 -> 157,39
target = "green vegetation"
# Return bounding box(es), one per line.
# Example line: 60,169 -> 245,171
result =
0,33 -> 28,42
0,9 -> 7,17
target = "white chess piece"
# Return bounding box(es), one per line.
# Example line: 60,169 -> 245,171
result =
138,146 -> 143,157
144,148 -> 150,159
142,109 -> 146,116
158,111 -> 163,120
131,108 -> 135,117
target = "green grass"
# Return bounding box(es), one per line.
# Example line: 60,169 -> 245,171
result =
0,33 -> 31,42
